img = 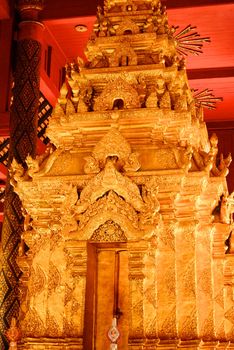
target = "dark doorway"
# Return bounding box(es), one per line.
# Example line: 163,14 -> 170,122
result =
113,98 -> 124,110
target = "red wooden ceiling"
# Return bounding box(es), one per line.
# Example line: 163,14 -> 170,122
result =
43,0 -> 234,122
0,0 -> 10,19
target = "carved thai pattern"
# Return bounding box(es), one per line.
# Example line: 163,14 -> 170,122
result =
29,264 -> 46,297
77,191 -> 139,232
143,249 -> 157,339
46,311 -> 61,338
196,225 -> 215,339
84,128 -> 140,173
157,222 -> 177,339
90,220 -> 127,242
48,262 -> 61,297
19,233 -> 78,339
21,307 -> 45,338
93,128 -> 130,161
128,244 -> 146,342
176,221 -> 198,340
64,242 -> 87,338
224,256 -> 234,341
213,258 -> 226,340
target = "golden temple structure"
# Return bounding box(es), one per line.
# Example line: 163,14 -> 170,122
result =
8,0 -> 234,348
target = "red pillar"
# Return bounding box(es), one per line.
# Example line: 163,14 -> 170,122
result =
0,1 -> 44,348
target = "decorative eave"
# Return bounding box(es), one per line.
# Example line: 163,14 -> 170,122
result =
47,108 -> 193,149
12,169 -> 226,229
85,33 -> 176,61
81,64 -> 183,82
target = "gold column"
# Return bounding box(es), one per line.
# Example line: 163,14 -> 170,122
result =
143,246 -> 158,348
157,221 -> 177,341
212,223 -> 228,341
0,1 -> 44,348
128,242 -> 147,349
176,221 -> 198,340
224,255 -> 234,341
196,224 -> 215,339
64,241 -> 87,344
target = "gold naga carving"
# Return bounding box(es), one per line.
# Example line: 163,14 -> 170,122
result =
192,133 -> 232,176
9,145 -> 62,183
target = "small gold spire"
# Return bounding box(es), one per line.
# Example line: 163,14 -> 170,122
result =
58,83 -> 68,106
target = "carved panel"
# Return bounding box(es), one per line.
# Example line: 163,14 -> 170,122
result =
90,220 -> 127,242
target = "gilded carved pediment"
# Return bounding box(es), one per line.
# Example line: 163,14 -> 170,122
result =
90,220 -> 127,242
76,190 -> 141,240
94,77 -> 140,111
75,182 -> 161,241
78,158 -> 144,212
84,128 -> 140,173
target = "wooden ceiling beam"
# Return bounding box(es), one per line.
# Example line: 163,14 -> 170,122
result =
162,0 -> 234,9
187,67 -> 234,80
41,0 -> 234,20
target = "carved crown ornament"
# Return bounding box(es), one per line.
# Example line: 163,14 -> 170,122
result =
74,157 -> 162,240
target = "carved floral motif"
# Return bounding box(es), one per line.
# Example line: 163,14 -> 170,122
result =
90,220 -> 127,242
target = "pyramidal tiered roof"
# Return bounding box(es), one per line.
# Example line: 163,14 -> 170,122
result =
47,0 -> 216,157
11,0 -> 234,349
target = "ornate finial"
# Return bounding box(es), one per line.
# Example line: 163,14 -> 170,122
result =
5,318 -> 22,350
58,83 -> 68,106
173,25 -> 210,56
210,132 -> 218,147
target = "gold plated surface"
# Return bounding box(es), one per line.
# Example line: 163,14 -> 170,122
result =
10,0 -> 234,348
